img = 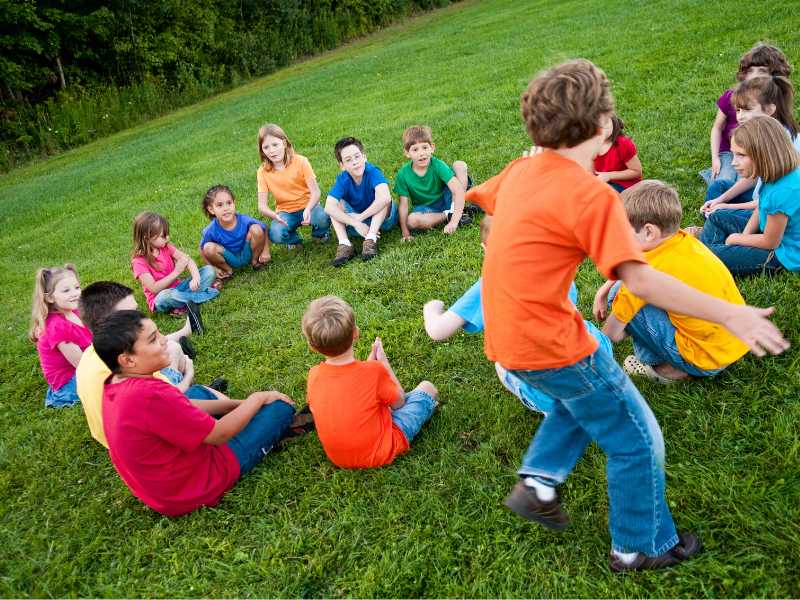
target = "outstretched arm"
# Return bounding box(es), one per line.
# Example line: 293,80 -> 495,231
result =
423,300 -> 466,341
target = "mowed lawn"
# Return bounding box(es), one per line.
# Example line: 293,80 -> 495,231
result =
1,0 -> 799,596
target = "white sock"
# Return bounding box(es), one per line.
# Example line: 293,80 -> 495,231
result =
523,476 -> 556,501
365,233 -> 378,242
612,550 -> 639,564
338,239 -> 352,247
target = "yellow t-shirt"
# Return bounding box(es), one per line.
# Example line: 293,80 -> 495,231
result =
76,345 -> 171,448
256,154 -> 316,213
612,230 -> 749,370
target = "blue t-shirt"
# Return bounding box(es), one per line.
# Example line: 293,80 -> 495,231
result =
328,162 -> 389,213
758,166 -> 800,271
199,213 -> 266,254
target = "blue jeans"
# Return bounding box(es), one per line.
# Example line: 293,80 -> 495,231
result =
268,205 -> 331,245
391,389 -> 437,443
342,200 -> 399,237
154,265 -> 219,312
700,151 -> 736,187
700,209 -> 783,275
608,283 -> 723,377
45,374 -> 79,408
705,177 -> 754,203
226,400 -> 295,475
512,347 -> 678,555
159,367 -> 219,400
410,175 -> 474,214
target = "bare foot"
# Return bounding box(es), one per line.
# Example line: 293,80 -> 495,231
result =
653,363 -> 690,380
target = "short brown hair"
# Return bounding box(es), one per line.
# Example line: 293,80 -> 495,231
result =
333,137 -> 364,163
737,42 -> 792,81
302,296 -> 355,356
479,215 -> 492,245
731,116 -> 800,183
403,125 -> 433,150
520,59 -> 614,149
621,180 -> 682,235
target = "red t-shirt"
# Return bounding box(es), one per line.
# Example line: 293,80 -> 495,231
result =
466,151 -> 646,370
36,311 -> 93,389
103,377 -> 240,516
307,360 -> 407,469
131,244 -> 180,312
593,134 -> 641,190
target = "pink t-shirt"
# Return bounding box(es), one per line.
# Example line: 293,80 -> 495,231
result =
593,134 -> 641,190
36,311 -> 93,389
103,377 -> 240,517
131,244 -> 179,311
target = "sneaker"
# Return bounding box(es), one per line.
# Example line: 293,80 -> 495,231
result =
208,377 -> 228,393
464,203 -> 483,216
314,233 -> 330,244
185,301 -> 204,335
608,533 -> 702,572
503,480 -> 569,531
287,243 -> 301,251
178,336 -> 196,360
458,213 -> 473,227
361,239 -> 378,261
331,244 -> 355,267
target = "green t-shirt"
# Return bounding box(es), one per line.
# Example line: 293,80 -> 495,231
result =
393,156 -> 455,207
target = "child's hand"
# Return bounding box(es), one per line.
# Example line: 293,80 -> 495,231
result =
248,391 -> 294,406
189,276 -> 200,291
592,288 -> 609,322
443,219 -> 458,234
401,232 -> 414,242
711,156 -> 721,179
301,207 -> 311,226
595,172 -> 611,183
274,214 -> 289,227
725,233 -> 743,246
721,304 -> 789,357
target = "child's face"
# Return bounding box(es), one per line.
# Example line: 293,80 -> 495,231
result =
49,273 -> 81,312
338,144 -> 366,178
404,141 -> 435,168
206,191 -> 236,224
745,65 -> 771,80
122,318 -> 171,375
262,135 -> 286,165
735,101 -> 773,125
731,141 -> 754,178
150,229 -> 169,249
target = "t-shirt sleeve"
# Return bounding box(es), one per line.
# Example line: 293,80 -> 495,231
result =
375,362 -> 402,406
42,315 -> 81,350
240,213 -> 266,231
368,165 -> 389,190
393,168 -> 410,197
131,255 -> 152,281
611,284 -> 645,324
575,186 -> 647,280
717,89 -> 733,113
146,382 -> 216,451
449,279 -> 484,333
617,136 -> 637,163
328,172 -> 347,201
300,156 -> 316,181
465,158 -> 520,214
257,165 -> 270,194
434,158 -> 456,185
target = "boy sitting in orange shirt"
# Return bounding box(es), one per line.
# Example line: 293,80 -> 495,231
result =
465,59 -> 787,572
302,296 -> 438,468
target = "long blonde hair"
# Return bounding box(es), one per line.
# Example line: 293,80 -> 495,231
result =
258,123 -> 295,171
132,211 -> 169,268
29,264 -> 79,342
732,116 -> 800,183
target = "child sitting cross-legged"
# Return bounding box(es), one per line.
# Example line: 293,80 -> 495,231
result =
93,310 -> 297,516
394,125 -> 473,241
302,296 -> 438,468
593,180 -> 749,383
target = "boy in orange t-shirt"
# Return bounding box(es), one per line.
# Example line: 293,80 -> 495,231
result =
302,296 -> 438,469
465,59 -> 787,572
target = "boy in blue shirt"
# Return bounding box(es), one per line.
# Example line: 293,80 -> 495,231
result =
324,137 -> 398,266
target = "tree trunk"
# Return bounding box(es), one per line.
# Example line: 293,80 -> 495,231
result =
56,55 -> 66,90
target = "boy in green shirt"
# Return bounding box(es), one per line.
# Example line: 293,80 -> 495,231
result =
394,125 -> 473,241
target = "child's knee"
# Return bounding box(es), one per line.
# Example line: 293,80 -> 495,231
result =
247,224 -> 264,240
201,242 -> 221,257
415,380 -> 438,399
166,339 -> 184,370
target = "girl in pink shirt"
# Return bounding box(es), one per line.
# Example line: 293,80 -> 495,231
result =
29,264 -> 92,407
131,212 -> 218,322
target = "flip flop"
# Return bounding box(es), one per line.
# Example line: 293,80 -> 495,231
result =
212,271 -> 232,289
623,355 -> 674,385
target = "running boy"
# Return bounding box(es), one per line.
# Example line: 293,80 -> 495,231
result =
465,59 -> 787,572
394,125 -> 471,240
302,296 -> 437,468
324,137 -> 398,266
593,180 -> 749,383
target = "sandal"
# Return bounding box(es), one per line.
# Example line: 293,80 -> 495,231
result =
281,405 -> 315,439
252,256 -> 271,271
622,355 -> 674,385
212,271 -> 232,289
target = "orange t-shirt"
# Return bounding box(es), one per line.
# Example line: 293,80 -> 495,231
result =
465,151 -> 646,370
306,360 -> 408,469
256,154 -> 316,213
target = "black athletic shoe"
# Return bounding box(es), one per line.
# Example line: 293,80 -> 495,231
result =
208,377 -> 228,393
185,301 -> 204,335
178,336 -> 196,359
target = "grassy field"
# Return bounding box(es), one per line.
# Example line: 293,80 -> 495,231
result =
1,0 -> 799,596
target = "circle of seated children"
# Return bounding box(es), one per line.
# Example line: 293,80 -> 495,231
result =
28,42 -> 797,573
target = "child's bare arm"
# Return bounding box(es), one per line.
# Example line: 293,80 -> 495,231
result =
138,255 -> 188,295
601,314 -> 627,343
368,337 -> 405,407
175,356 -> 194,393
702,177 -> 757,214
203,391 -> 294,445
173,247 -> 201,290
592,280 -> 617,321
443,176 -> 465,234
709,109 -> 727,176
325,196 -> 369,230
726,213 -> 788,249
57,342 -> 84,368
423,300 -> 466,340
357,183 -> 392,221
617,260 -> 788,356
302,176 -> 322,224
257,191 -> 287,225
597,154 -> 642,183
191,397 -> 241,416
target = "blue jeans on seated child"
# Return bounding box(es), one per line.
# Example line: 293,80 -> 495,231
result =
269,205 -> 331,245
154,265 -> 219,312
159,367 -> 219,400
391,389 -> 437,443
45,374 -> 80,408
226,400 -> 295,475
511,346 -> 678,555
222,243 -> 253,269
700,209 -> 784,275
608,282 -> 723,377
704,177 -> 754,203
410,175 -> 475,215
342,200 -> 399,237
700,151 -> 736,187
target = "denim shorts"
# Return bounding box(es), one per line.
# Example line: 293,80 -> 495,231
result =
390,389 -> 437,443
45,374 -> 80,408
222,244 -> 253,269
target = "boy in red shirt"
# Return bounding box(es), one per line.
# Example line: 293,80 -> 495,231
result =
93,310 -> 296,516
302,296 -> 438,468
466,59 -> 788,571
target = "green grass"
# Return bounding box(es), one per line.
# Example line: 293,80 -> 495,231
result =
1,0 -> 799,596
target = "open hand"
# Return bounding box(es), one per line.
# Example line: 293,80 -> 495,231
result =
443,219 -> 458,234
723,305 -> 789,357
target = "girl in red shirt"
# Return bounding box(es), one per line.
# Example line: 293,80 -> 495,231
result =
593,114 -> 643,192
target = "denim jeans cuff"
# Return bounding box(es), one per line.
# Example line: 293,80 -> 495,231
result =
516,468 -> 563,487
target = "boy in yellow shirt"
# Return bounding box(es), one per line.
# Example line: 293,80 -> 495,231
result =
593,180 -> 749,382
